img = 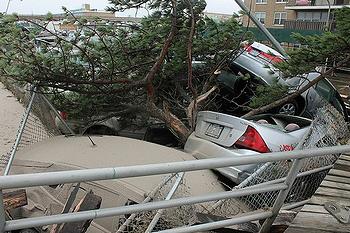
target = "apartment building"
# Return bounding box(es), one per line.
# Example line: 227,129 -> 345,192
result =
243,0 -> 350,30
285,0 -> 350,30
242,0 -> 296,28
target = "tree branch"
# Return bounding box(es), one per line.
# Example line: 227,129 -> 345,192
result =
243,56 -> 350,118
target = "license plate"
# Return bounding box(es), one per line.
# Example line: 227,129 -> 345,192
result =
205,123 -> 224,139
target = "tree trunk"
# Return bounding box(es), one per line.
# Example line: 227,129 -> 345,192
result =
147,102 -> 190,144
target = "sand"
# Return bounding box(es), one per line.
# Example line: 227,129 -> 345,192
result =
0,82 -> 25,156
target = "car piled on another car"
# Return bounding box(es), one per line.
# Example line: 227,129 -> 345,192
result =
216,42 -> 348,121
185,111 -> 312,183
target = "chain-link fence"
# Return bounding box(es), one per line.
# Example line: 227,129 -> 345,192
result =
116,173 -> 249,233
1,85 -> 349,232
212,104 -> 349,212
0,86 -> 72,170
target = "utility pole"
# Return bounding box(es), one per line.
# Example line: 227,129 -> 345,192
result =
233,0 -> 289,58
5,0 -> 11,14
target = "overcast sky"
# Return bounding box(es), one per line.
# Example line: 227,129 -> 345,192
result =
1,0 -> 240,16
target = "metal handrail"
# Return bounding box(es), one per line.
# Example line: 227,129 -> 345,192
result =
3,85 -> 37,176
0,144 -> 349,232
145,172 -> 185,233
0,145 -> 348,189
3,183 -> 287,231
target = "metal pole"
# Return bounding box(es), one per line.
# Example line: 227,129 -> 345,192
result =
208,162 -> 272,213
251,164 -> 333,189
233,0 -> 289,58
0,145 -> 349,190
4,184 -> 286,231
116,173 -> 178,233
0,191 -> 5,233
326,0 -> 331,31
4,0 -> 11,14
259,158 -> 305,233
282,199 -> 310,210
3,86 -> 37,176
41,94 -> 75,135
145,172 -> 184,233
157,211 -> 273,233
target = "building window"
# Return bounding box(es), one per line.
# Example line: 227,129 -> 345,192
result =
255,12 -> 266,24
256,0 -> 267,4
276,0 -> 287,2
296,11 -> 332,22
274,12 -> 287,25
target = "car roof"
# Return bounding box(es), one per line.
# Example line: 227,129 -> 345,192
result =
9,135 -> 225,202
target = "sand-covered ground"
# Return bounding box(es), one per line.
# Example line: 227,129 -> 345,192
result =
0,82 -> 25,156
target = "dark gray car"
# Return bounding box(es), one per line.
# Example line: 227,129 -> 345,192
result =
217,42 -> 348,121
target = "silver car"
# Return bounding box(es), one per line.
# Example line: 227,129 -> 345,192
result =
184,111 -> 311,183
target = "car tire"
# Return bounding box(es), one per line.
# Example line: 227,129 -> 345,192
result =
277,100 -> 299,116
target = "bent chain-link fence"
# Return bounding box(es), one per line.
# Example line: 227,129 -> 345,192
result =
116,174 -> 249,233
1,85 -> 349,232
212,104 -> 349,212
0,85 -> 72,170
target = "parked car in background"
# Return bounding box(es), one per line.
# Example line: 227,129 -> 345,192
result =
216,42 -> 348,121
185,111 -> 312,183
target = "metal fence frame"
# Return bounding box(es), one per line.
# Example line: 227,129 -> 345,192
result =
2,85 -> 74,176
0,144 -> 350,233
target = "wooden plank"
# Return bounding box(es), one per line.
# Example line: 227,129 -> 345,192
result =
320,180 -> 350,191
328,169 -> 350,178
51,191 -> 102,233
300,204 -> 329,214
285,226 -> 337,233
316,187 -> 350,199
324,175 -> 350,184
289,212 -> 350,232
3,189 -> 27,210
309,194 -> 350,207
334,160 -> 350,172
285,155 -> 350,233
339,155 -> 350,162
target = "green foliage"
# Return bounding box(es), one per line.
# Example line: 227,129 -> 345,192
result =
249,79 -> 288,109
335,7 -> 350,39
0,0 -> 248,125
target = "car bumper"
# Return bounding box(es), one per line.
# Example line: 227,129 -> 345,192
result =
184,133 -> 261,183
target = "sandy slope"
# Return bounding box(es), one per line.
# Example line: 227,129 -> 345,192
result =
0,82 -> 25,156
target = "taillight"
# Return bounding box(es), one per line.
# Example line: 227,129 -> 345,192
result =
259,51 -> 283,63
235,126 -> 270,153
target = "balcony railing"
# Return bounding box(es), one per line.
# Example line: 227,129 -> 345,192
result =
287,0 -> 350,7
284,20 -> 335,31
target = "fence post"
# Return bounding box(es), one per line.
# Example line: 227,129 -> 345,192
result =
40,94 -> 75,135
259,158 -> 304,233
3,85 -> 37,176
0,190 -> 5,233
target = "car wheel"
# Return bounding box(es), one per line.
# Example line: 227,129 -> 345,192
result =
278,101 -> 299,115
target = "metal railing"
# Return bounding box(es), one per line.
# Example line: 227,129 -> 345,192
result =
1,144 -> 350,233
287,0 -> 350,7
1,85 -> 74,176
284,20 -> 336,31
